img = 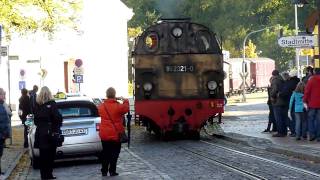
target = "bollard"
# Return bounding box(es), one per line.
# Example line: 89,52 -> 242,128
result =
126,112 -> 132,148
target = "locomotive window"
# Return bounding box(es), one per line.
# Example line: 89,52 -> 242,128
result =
144,33 -> 159,51
196,31 -> 212,53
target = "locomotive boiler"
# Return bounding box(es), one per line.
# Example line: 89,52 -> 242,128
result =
132,19 -> 224,138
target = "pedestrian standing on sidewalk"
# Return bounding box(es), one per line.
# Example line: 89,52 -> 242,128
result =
29,85 -> 38,114
279,72 -> 300,136
302,66 -> 313,84
270,70 -> 287,137
0,88 -> 10,177
289,82 -> 307,140
303,68 -> 320,141
263,76 -> 277,133
98,87 -> 129,177
34,86 -> 62,180
18,88 -> 32,148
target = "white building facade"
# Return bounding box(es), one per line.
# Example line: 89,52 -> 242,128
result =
0,0 -> 133,108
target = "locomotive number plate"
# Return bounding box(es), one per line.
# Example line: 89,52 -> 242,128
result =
165,65 -> 195,73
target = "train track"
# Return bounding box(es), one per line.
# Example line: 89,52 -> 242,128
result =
175,140 -> 320,179
179,146 -> 264,180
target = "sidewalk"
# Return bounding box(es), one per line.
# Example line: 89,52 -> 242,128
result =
1,114 -> 25,180
222,92 -> 320,163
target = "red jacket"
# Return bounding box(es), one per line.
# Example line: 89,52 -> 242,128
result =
303,75 -> 320,108
98,99 -> 129,141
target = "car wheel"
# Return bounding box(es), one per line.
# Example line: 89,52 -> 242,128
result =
31,157 -> 40,169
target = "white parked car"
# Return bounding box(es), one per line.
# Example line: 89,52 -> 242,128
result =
28,96 -> 102,168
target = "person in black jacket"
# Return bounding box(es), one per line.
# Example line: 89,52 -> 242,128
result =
34,86 -> 62,180
29,85 -> 38,114
18,88 -> 31,148
263,77 -> 277,133
270,70 -> 287,137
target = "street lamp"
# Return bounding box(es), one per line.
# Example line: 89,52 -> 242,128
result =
242,25 -> 280,102
292,0 -> 308,7
292,0 -> 309,77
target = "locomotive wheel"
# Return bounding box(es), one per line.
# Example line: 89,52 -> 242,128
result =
188,131 -> 200,140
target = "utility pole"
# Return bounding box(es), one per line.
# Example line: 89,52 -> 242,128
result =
294,4 -> 301,77
317,0 -> 320,68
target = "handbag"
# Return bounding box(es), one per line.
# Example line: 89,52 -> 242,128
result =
50,131 -> 64,147
118,131 -> 129,144
103,104 -> 128,143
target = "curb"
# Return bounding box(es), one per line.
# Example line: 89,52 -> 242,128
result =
3,148 -> 26,180
214,132 -> 320,163
266,146 -> 320,163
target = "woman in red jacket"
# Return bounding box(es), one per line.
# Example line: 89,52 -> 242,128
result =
98,87 -> 129,176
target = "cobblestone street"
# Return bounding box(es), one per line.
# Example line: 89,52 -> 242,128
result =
7,92 -> 320,179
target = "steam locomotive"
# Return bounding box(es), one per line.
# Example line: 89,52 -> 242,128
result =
132,19 -> 224,138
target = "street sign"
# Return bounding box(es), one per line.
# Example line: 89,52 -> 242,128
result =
75,75 -> 83,83
75,59 -> 83,67
19,81 -> 26,90
278,35 -> 317,48
9,55 -> 19,60
73,67 -> 84,75
0,46 -> 7,56
26,59 -> 40,63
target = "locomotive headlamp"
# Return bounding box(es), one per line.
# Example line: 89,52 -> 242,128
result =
207,81 -> 217,90
172,27 -> 183,38
143,82 -> 153,91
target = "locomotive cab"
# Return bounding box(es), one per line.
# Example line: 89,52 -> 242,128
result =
133,19 -> 224,138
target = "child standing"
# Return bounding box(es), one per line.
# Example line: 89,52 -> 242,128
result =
289,82 -> 307,140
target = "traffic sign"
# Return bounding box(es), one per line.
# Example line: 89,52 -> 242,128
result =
9,55 -> 19,60
278,35 -> 317,48
75,75 -> 83,83
19,81 -> 26,90
1,46 -> 7,56
73,67 -> 84,75
75,59 -> 83,67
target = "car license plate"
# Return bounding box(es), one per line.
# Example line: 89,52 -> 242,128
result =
62,128 -> 88,137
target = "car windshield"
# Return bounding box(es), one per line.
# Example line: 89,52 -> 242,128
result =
58,107 -> 93,118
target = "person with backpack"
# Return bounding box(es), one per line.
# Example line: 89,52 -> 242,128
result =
0,88 -> 10,177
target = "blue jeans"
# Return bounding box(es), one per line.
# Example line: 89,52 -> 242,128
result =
273,106 -> 287,135
308,108 -> 320,139
290,110 -> 296,134
295,112 -> 307,138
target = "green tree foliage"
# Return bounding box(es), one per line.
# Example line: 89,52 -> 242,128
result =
124,0 -> 317,71
0,0 -> 82,39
